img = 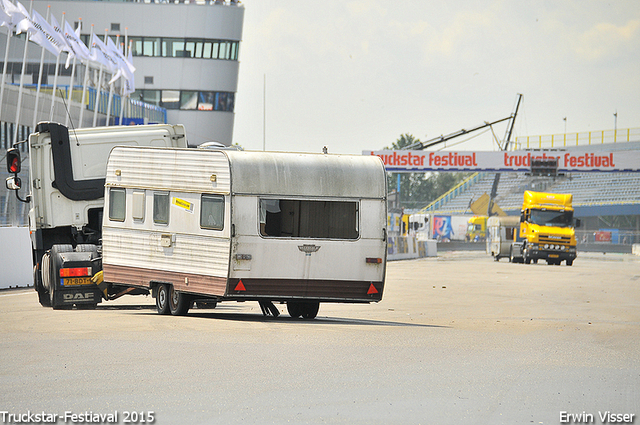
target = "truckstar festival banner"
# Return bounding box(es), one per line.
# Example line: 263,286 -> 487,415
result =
362,150 -> 640,173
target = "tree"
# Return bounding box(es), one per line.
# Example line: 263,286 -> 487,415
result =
385,134 -> 470,210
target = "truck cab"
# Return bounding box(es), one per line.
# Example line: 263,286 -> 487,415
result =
514,190 -> 579,265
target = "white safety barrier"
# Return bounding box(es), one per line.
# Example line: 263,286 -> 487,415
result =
0,227 -> 32,289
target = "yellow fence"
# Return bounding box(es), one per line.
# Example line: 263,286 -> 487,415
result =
514,127 -> 640,149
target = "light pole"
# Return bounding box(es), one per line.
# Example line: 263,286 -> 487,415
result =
563,117 -> 567,134
613,111 -> 617,143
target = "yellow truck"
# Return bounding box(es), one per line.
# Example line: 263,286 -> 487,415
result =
509,190 -> 580,266
466,216 -> 487,242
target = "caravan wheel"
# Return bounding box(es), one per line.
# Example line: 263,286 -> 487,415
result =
287,301 -> 303,318
169,286 -> 191,316
156,284 -> 170,315
301,302 -> 320,319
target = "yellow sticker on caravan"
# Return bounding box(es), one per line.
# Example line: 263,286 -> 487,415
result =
172,197 -> 194,213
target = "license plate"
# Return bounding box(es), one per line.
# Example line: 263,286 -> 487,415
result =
549,254 -> 559,258
62,277 -> 92,286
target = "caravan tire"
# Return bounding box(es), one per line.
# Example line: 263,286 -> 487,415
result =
169,286 -> 191,316
156,284 -> 171,315
287,301 -> 303,318
301,301 -> 320,319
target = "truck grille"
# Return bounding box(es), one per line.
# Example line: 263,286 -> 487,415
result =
539,235 -> 571,245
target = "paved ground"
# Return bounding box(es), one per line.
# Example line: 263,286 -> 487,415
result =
0,251 -> 639,425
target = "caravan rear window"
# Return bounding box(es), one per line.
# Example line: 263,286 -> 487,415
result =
108,188 -> 126,222
259,199 -> 359,240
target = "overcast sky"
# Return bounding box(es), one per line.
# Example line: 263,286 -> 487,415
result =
232,1 -> 639,154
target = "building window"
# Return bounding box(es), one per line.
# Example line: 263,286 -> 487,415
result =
180,91 -> 198,110
144,76 -> 154,85
109,188 -> 126,222
133,90 -> 235,112
161,90 -> 181,109
127,36 -> 238,60
200,194 -> 225,230
110,23 -> 120,32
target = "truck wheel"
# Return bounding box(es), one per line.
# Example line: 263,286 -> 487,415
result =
566,260 -> 573,266
169,285 -> 191,316
156,284 -> 170,315
287,301 -> 303,318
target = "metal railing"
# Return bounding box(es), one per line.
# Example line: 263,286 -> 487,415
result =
514,128 -> 640,150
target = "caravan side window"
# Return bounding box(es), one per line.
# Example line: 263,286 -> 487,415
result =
153,192 -> 170,224
108,188 -> 126,222
200,194 -> 225,230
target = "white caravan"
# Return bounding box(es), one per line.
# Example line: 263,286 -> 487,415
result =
101,146 -> 388,318
486,216 -> 520,261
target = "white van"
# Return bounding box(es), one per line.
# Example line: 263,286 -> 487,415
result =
102,147 -> 387,318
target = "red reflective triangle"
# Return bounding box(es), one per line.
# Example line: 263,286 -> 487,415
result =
235,280 -> 246,292
367,283 -> 378,295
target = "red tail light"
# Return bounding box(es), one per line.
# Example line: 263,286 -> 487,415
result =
366,257 -> 382,264
59,267 -> 92,277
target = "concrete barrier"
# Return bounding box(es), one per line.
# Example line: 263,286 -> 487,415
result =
633,244 -> 640,256
387,236 -> 437,261
0,227 -> 33,288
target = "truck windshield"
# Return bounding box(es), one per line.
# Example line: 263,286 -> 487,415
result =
529,209 -> 573,228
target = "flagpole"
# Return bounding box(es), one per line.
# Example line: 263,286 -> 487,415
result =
49,12 -> 65,121
31,5 -> 52,130
13,0 -> 33,144
92,29 -> 107,127
105,33 -> 118,126
0,26 -> 11,121
78,23 -> 93,127
118,28 -> 128,125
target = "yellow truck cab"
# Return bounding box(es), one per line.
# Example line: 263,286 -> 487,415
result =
511,190 -> 580,266
466,216 -> 487,242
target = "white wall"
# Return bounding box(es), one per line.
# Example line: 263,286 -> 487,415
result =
0,227 -> 33,288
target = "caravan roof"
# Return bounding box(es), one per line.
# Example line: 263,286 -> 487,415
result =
106,147 -> 386,199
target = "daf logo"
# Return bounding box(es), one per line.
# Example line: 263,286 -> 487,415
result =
63,293 -> 95,301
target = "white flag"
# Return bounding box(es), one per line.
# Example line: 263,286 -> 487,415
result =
106,36 -> 134,85
1,0 -> 24,29
29,9 -> 65,56
13,1 -> 32,34
0,0 -> 11,28
63,20 -> 91,67
123,41 -> 135,95
90,32 -> 119,75
49,14 -> 71,54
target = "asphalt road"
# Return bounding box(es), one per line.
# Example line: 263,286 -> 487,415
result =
1,251 -> 639,425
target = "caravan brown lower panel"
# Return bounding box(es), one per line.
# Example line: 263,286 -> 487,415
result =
226,278 -> 384,302
103,264 -> 227,297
